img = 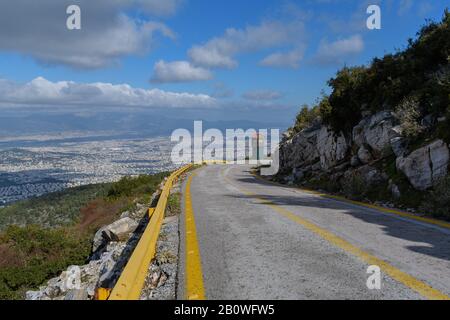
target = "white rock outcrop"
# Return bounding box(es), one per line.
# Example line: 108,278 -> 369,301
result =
353,111 -> 396,156
396,140 -> 449,190
280,127 -> 320,171
26,241 -> 128,300
357,145 -> 373,164
316,126 -> 349,170
92,217 -> 139,252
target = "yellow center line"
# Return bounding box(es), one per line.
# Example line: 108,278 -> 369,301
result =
185,173 -> 206,300
221,167 -> 450,300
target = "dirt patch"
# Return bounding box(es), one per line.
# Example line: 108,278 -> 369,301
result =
0,243 -> 25,268
78,198 -> 127,232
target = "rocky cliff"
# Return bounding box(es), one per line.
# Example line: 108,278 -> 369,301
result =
277,10 -> 450,217
278,110 -> 449,212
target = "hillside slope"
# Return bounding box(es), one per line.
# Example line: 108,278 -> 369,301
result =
278,10 -> 450,219
0,172 -> 168,299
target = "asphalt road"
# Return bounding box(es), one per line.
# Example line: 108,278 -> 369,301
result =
178,164 -> 450,300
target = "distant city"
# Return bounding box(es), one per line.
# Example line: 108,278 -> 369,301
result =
0,133 -> 176,206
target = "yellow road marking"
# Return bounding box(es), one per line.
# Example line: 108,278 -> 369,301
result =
223,168 -> 450,300
252,173 -> 450,230
185,173 -> 206,300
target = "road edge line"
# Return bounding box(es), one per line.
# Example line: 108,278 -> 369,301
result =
184,173 -> 206,300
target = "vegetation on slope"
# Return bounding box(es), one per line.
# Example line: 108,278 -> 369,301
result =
0,184 -> 111,230
285,10 -> 450,219
0,172 -> 169,299
290,10 -> 450,138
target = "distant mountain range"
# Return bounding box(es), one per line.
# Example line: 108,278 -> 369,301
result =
0,110 -> 289,138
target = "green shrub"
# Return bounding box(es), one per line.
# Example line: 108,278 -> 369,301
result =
420,176 -> 450,219
0,184 -> 111,230
107,173 -> 168,199
436,103 -> 450,143
0,225 -> 91,299
394,96 -> 424,139
321,10 -> 450,133
291,104 -> 321,134
166,193 -> 181,217
341,173 -> 367,201
0,171 -> 169,299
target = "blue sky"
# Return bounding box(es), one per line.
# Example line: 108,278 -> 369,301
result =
0,0 -> 448,125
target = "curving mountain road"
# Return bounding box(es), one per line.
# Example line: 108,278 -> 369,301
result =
178,164 -> 450,300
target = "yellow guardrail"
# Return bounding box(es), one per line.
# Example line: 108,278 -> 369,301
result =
106,164 -> 193,300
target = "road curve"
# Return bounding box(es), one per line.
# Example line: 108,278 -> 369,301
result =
178,164 -> 450,300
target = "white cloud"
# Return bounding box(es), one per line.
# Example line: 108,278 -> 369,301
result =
0,1 -> 178,69
315,34 -> 364,65
151,60 -> 213,83
188,20 -> 305,69
259,49 -> 304,69
211,82 -> 234,98
0,77 -> 217,109
242,90 -> 282,101
134,0 -> 183,16
398,0 -> 413,16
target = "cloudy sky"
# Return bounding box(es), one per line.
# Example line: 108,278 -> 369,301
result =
0,0 -> 447,127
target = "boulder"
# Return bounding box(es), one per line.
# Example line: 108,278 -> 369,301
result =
353,111 -> 397,157
357,145 -> 373,164
350,155 -> 360,167
93,217 -> 138,252
352,118 -> 368,147
64,289 -> 88,301
356,165 -> 387,186
316,126 -> 349,170
396,140 -> 449,190
389,125 -> 408,157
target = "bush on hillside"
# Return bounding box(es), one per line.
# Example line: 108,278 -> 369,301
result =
107,172 -> 168,199
0,172 -> 169,299
320,10 -> 450,133
290,104 -> 321,135
394,96 -> 425,139
420,177 -> 450,219
0,225 -> 91,299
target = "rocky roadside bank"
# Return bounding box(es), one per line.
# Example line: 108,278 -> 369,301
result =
140,181 -> 183,300
278,110 -> 450,216
25,175 -> 184,300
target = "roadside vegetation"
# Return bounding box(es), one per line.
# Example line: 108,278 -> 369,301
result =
284,10 -> 450,220
0,172 -> 169,299
290,10 -> 450,141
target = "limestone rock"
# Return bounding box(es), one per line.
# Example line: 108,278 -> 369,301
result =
316,126 -> 349,170
64,289 -> 88,301
356,165 -> 387,186
350,155 -> 360,167
357,145 -> 373,164
93,217 -> 138,252
279,127 -> 320,171
353,111 -> 396,157
396,140 -> 449,190
389,125 -> 408,157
